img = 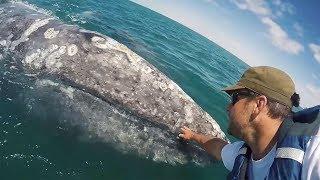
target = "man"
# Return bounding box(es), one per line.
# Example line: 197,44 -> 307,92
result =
179,66 -> 320,179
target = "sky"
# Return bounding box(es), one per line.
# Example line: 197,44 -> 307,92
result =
131,0 -> 320,108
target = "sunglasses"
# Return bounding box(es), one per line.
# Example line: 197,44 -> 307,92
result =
231,90 -> 259,105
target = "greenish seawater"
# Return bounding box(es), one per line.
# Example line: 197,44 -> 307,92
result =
0,0 -> 249,179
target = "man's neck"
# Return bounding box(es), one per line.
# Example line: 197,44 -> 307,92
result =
245,118 -> 282,160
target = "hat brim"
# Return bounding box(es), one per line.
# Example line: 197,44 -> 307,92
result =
222,84 -> 246,95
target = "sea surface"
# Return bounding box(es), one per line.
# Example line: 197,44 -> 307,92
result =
0,0 -> 249,179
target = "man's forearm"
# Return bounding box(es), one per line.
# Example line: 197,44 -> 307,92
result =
192,133 -> 229,160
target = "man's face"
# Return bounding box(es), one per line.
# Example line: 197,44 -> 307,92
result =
227,90 -> 255,139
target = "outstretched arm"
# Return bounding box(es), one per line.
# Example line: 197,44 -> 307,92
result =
179,126 -> 229,160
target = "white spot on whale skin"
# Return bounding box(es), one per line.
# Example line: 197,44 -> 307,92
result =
10,18 -> 53,51
35,79 -> 59,87
0,40 -> 6,46
44,28 -> 59,39
91,35 -> 143,66
184,105 -> 194,124
59,86 -> 74,99
91,36 -> 105,42
91,36 -> 118,49
24,18 -> 53,37
59,46 -> 67,54
24,44 -> 65,70
45,46 -> 66,70
67,44 -> 78,56
24,49 -> 41,64
23,44 -> 59,67
7,34 -> 13,41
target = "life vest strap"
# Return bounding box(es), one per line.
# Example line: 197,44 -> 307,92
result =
275,147 -> 305,164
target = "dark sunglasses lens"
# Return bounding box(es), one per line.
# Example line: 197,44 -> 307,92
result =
232,93 -> 239,105
231,90 -> 258,105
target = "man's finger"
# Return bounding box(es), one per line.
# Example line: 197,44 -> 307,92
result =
183,126 -> 190,131
180,127 -> 187,132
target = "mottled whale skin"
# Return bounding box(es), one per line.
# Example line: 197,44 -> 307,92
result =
0,2 -> 227,164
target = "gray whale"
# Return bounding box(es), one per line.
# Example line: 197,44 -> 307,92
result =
0,2 -> 228,165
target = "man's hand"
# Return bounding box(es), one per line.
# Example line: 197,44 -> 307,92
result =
179,126 -> 195,140
178,126 -> 229,160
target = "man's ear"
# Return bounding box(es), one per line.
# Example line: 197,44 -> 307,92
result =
251,95 -> 268,116
255,95 -> 268,112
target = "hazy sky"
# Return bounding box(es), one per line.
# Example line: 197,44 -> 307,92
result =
131,0 -> 320,108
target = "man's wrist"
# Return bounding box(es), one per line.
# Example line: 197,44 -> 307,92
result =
190,132 -> 197,141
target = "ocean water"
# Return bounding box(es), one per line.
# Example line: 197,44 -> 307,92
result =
0,0 -> 249,179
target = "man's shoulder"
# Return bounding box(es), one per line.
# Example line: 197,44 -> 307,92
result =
229,141 -> 245,147
221,141 -> 245,171
221,141 -> 245,158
